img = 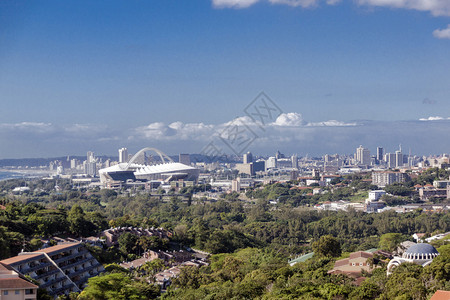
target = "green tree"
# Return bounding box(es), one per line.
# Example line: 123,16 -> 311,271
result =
139,258 -> 165,279
312,235 -> 341,257
118,232 -> 139,255
379,233 -> 405,252
78,273 -> 147,300
67,205 -> 94,237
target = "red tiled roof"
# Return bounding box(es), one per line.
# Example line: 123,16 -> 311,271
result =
38,242 -> 81,254
0,278 -> 38,289
334,258 -> 349,267
430,290 -> 450,300
0,263 -> 13,271
0,242 -> 81,265
0,253 -> 43,265
349,251 -> 373,260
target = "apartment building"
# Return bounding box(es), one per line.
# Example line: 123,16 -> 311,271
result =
0,243 -> 104,297
372,171 -> 409,187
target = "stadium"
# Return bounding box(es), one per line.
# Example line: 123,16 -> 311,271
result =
99,147 -> 199,186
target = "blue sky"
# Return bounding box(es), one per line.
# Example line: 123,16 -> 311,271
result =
0,0 -> 449,158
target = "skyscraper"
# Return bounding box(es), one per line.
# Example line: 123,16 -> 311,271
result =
386,153 -> 396,168
243,152 -> 253,164
376,147 -> 384,162
395,150 -> 403,168
291,154 -> 298,169
119,148 -> 128,163
87,151 -> 94,163
356,145 -> 371,165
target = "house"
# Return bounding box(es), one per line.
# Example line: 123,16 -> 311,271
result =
328,251 -> 374,277
0,263 -> 38,300
100,227 -> 170,247
412,233 -> 426,243
0,242 -> 104,297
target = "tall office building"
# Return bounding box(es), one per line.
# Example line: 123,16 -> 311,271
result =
179,153 -> 191,165
85,161 -> 97,176
356,145 -> 371,165
119,148 -> 128,163
376,147 -> 384,162
70,159 -> 78,169
395,150 -> 403,168
243,152 -> 253,164
291,154 -> 298,169
385,153 -> 396,169
87,151 -> 94,163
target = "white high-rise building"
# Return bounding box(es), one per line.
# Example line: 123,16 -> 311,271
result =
119,148 -> 128,163
356,145 -> 371,165
87,151 -> 95,163
265,157 -> 277,170
385,153 -> 396,169
395,150 -> 403,168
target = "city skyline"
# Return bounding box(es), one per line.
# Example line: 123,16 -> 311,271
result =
1,0 -> 450,158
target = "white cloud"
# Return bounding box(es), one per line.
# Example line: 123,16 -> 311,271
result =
212,0 -> 450,15
133,122 -> 177,139
2,117 -> 450,158
307,120 -> 358,126
213,0 -> 327,8
269,0 -> 320,8
272,112 -> 307,126
356,0 -> 450,17
433,24 -> 450,39
419,116 -> 450,121
0,122 -> 53,133
212,0 -> 260,9
326,0 -> 341,5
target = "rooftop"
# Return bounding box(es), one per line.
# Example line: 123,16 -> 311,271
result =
404,243 -> 439,255
0,242 -> 81,265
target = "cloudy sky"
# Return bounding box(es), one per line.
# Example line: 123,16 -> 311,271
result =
0,0 -> 449,158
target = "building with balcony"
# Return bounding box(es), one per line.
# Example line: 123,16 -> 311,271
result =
372,171 -> 409,187
0,243 -> 104,297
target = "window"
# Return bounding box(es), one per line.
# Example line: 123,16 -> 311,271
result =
25,289 -> 34,295
15,290 -> 20,294
359,263 -> 363,266
4,290 -> 8,295
351,263 -> 356,266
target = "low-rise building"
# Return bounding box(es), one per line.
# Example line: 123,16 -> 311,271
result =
0,263 -> 38,300
329,251 -> 374,277
101,227 -> 170,247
